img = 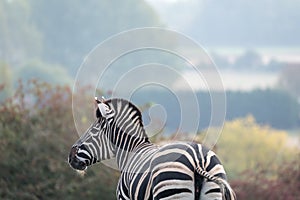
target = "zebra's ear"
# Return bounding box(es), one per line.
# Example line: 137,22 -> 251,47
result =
94,97 -> 114,119
95,97 -> 101,104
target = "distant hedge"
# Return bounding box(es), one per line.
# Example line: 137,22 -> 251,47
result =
226,89 -> 300,129
133,88 -> 300,130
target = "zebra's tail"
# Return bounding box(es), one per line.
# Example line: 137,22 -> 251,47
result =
195,167 -> 236,200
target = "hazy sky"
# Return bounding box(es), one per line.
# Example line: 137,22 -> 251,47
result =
146,0 -> 300,47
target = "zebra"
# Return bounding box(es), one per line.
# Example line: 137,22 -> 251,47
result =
68,97 -> 236,200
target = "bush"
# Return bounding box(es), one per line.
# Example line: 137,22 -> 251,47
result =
219,116 -> 296,178
232,158 -> 300,200
0,80 -> 118,199
197,116 -> 299,199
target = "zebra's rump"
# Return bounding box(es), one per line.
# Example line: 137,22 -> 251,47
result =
148,142 -> 227,199
124,142 -> 231,200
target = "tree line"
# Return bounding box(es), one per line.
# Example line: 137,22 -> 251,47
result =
132,88 -> 300,131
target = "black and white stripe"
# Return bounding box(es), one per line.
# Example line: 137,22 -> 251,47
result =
69,98 -> 236,200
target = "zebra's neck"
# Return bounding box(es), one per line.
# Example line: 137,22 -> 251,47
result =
106,99 -> 153,171
113,126 -> 153,171
117,141 -> 158,173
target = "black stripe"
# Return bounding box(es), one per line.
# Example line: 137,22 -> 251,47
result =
131,172 -> 144,196
152,152 -> 194,172
153,171 -> 192,184
213,173 -> 227,180
155,188 -> 192,199
77,152 -> 90,159
137,173 -> 151,200
205,188 -> 221,194
206,155 -> 221,172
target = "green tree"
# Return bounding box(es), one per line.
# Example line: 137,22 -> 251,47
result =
17,60 -> 73,86
29,0 -> 162,74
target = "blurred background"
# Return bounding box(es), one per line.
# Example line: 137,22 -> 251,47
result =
0,0 -> 299,199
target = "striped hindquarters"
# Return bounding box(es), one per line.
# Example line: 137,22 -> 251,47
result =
149,143 -> 200,199
196,145 -> 236,200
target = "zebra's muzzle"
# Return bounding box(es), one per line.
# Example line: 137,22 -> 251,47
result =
68,146 -> 87,171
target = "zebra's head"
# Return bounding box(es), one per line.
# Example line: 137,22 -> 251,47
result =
68,97 -> 116,171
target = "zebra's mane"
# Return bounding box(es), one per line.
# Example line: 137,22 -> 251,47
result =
105,98 -> 144,127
